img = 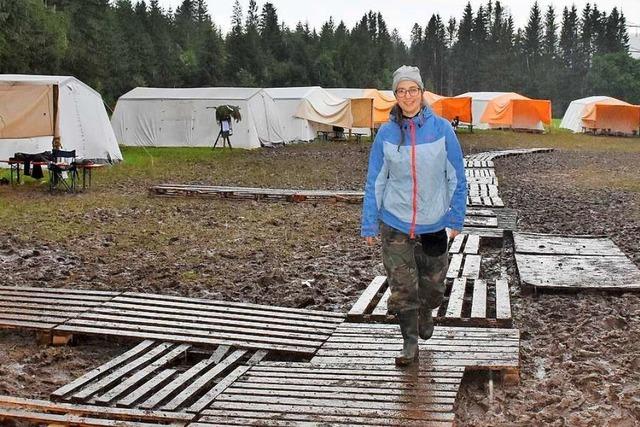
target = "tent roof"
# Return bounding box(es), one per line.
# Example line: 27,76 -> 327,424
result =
457,91 -> 511,101
264,86 -> 347,102
0,74 -> 101,98
325,88 -> 371,99
570,96 -> 630,106
119,87 -> 263,101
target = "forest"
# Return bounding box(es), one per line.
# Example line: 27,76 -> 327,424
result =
1,0 -> 639,114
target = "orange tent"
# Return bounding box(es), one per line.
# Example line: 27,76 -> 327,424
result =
581,99 -> 640,134
363,89 -> 396,125
480,92 -> 551,130
423,91 -> 472,124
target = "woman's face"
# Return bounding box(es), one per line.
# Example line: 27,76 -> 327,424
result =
395,80 -> 423,117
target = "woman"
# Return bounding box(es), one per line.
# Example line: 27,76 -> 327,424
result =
361,65 -> 467,366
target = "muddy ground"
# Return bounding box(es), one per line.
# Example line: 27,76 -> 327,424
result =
0,136 -> 639,425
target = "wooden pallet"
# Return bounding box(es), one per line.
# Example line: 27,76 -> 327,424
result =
0,395 -> 191,426
347,275 -> 512,328
465,148 -> 553,162
0,286 -> 119,344
149,184 -> 364,203
52,292 -> 345,356
0,287 -> 345,356
195,361 -> 465,426
51,340 -> 267,413
311,323 -> 519,377
514,232 -> 640,291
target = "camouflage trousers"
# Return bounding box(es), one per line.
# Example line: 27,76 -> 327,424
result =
381,223 -> 448,314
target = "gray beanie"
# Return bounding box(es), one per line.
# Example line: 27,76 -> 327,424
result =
392,65 -> 424,92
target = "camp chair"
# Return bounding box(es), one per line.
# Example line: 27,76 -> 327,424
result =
48,149 -> 78,192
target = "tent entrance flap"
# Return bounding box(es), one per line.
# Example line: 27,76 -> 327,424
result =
582,104 -> 640,134
349,98 -> 374,128
0,85 -> 54,138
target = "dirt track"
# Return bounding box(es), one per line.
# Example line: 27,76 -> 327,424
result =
0,138 -> 639,425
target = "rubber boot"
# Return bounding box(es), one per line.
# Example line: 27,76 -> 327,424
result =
395,309 -> 419,366
419,307 -> 435,340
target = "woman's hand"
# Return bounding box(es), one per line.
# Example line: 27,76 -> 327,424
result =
447,228 -> 461,239
364,236 -> 376,246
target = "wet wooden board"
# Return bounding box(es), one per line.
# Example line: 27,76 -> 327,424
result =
311,323 -> 520,371
348,277 -> 512,328
51,342 -> 265,413
0,286 -> 119,331
53,292 -> 345,356
196,361 -> 465,426
0,395 -> 190,426
515,253 -> 640,290
513,232 -> 626,256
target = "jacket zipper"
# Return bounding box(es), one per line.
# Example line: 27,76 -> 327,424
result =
409,120 -> 417,239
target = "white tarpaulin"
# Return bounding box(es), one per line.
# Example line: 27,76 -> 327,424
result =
0,74 -> 122,165
111,87 -> 286,149
456,92 -> 508,130
265,87 -> 352,142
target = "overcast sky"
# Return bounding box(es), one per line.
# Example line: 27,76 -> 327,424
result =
156,0 -> 640,42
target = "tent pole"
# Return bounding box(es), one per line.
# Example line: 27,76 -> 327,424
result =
53,84 -> 61,149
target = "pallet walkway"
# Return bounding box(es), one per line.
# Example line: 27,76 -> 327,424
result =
0,395 -> 191,426
149,184 -> 364,203
0,287 -> 345,356
347,275 -> 512,328
51,340 -> 268,413
514,232 -> 640,291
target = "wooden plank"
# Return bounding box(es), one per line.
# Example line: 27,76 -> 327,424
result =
515,254 -> 640,290
162,349 -> 247,411
448,234 -> 465,254
72,342 -> 176,401
446,254 -> 463,279
195,411 -> 452,426
470,280 -> 487,319
188,350 -> 268,413
495,279 -> 511,319
0,408 -> 173,427
137,345 -> 229,409
52,340 -> 157,400
463,234 -> 480,254
461,255 -> 481,279
94,344 -> 190,405
464,217 -> 498,228
371,288 -> 391,317
513,232 -> 625,256
348,276 -> 387,317
0,395 -> 192,422
51,325 -> 317,355
229,381 -> 459,396
117,369 -> 177,408
89,302 -> 339,331
445,278 -> 466,319
0,286 -> 120,296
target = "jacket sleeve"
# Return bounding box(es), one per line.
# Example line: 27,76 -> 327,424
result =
361,130 -> 387,237
443,122 -> 467,231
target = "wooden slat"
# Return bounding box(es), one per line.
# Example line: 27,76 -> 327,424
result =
515,254 -> 640,290
461,255 -> 481,279
348,276 -> 387,317
94,344 -> 190,405
446,254 -> 463,279
495,279 -> 511,319
470,279 -> 487,319
370,288 -> 391,317
52,340 -> 157,400
445,278 -> 466,319
189,350 -> 268,413
161,349 -> 247,411
138,349 -> 226,409
513,232 -> 625,256
72,343 -> 176,401
448,234 -> 465,254
463,234 -> 480,254
117,369 -> 177,408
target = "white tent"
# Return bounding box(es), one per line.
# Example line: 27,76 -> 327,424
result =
559,96 -> 640,134
264,87 -> 352,142
0,74 -> 122,165
456,92 -> 509,130
111,87 -> 286,149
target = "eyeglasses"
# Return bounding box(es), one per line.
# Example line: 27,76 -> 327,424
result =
395,87 -> 421,98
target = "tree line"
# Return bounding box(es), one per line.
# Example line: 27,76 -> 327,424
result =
1,0 -> 639,115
